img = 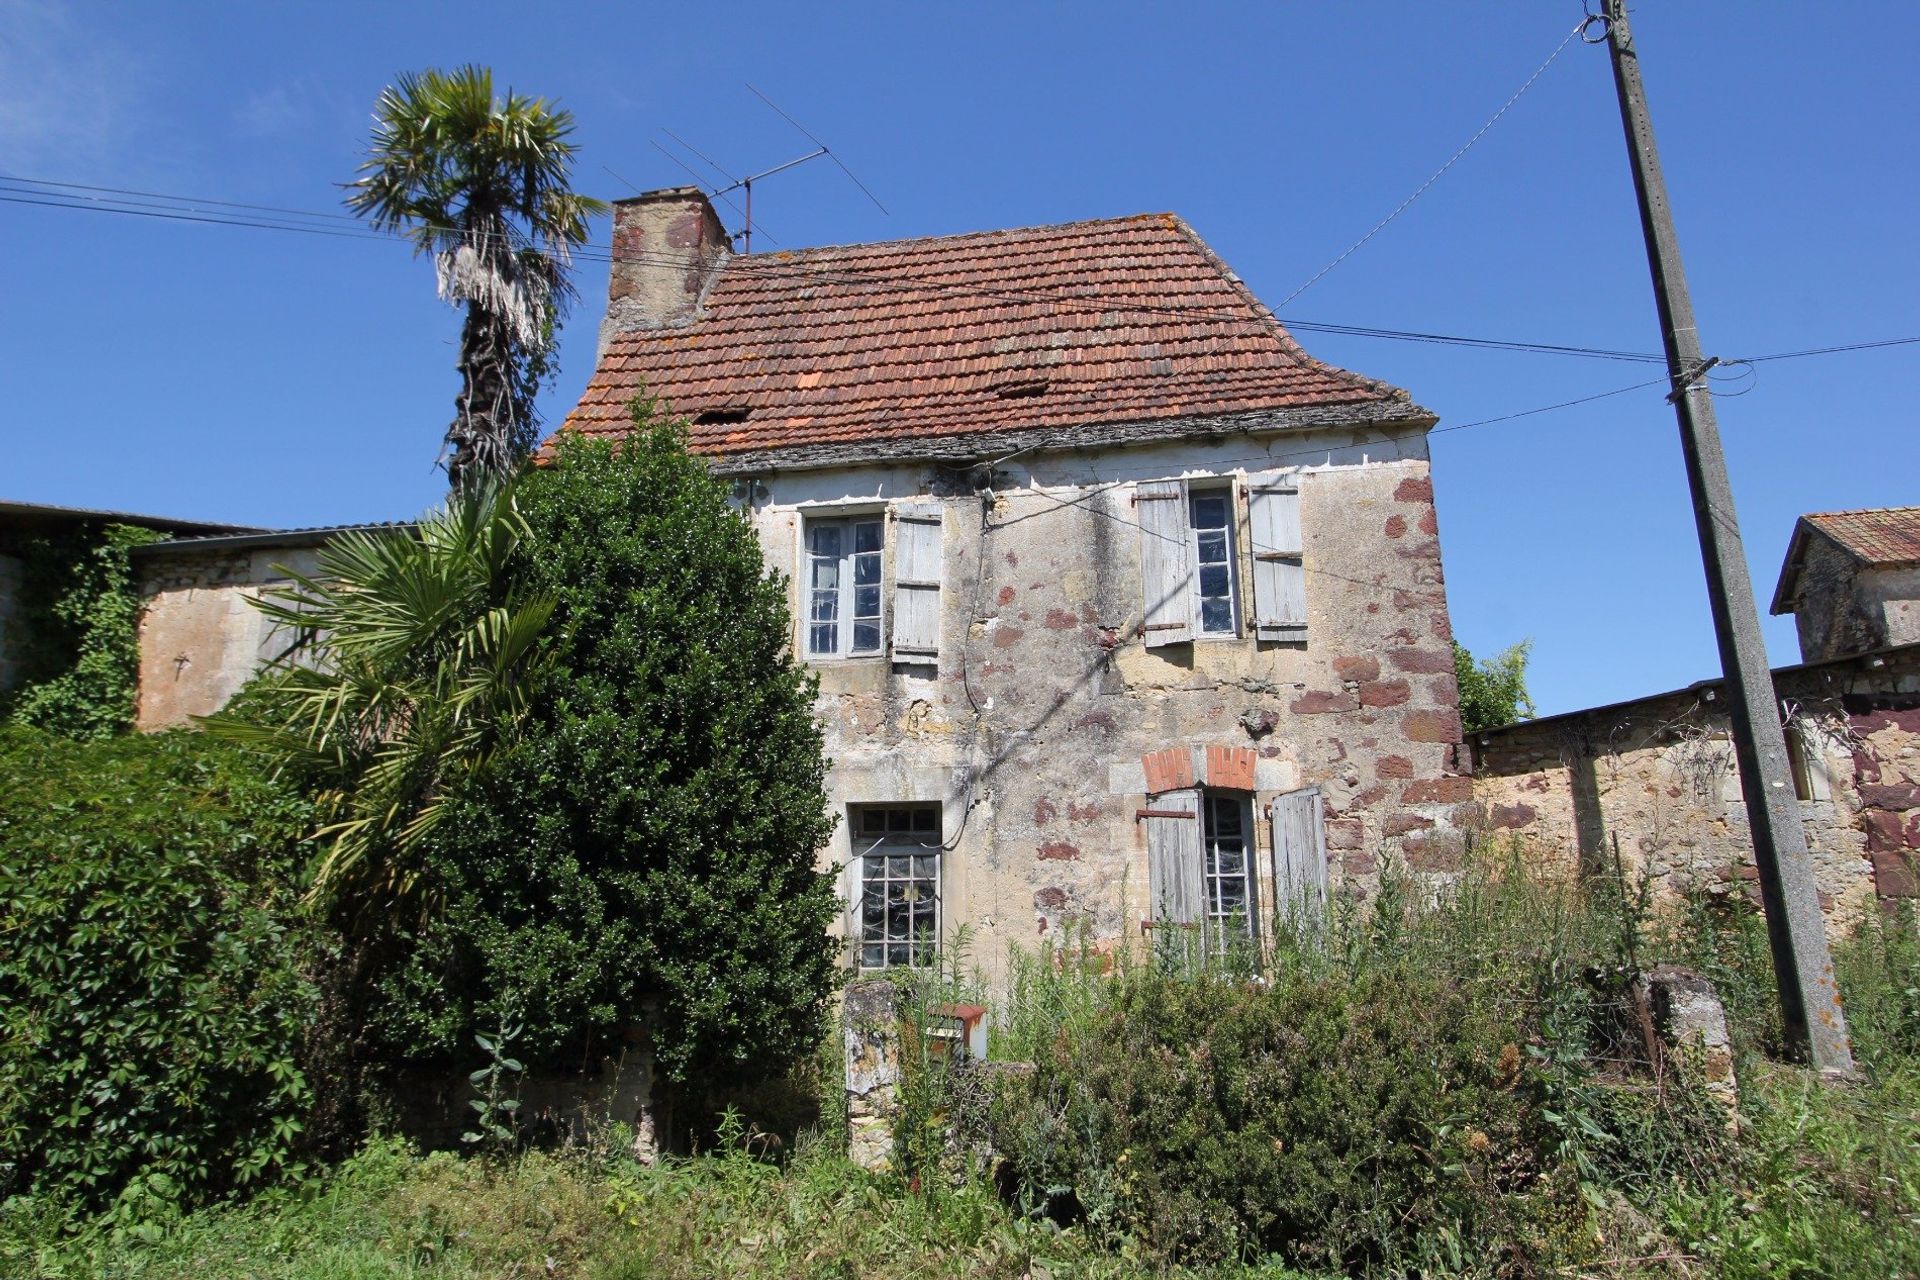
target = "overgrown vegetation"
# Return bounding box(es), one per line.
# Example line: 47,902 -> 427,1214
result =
1454,638 -> 1534,734
6,863 -> 1916,1278
379,418 -> 840,1085
2,522 -> 159,738
0,727 -> 318,1216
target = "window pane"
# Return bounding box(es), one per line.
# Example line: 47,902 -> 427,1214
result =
1199,564 -> 1230,599
912,808 -> 937,832
854,520 -> 883,554
808,523 -> 843,558
853,622 -> 881,652
1197,530 -> 1228,563
1200,597 -> 1233,633
1191,494 -> 1229,529
809,622 -> 837,654
863,943 -> 886,968
854,552 -> 881,585
854,584 -> 881,619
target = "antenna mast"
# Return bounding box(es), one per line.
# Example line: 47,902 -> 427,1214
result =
713,149 -> 827,253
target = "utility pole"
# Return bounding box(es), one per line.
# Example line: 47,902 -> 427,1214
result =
1597,0 -> 1852,1074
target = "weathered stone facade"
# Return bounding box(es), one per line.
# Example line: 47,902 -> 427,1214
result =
1472,643 -> 1920,921
1772,506 -> 1920,663
133,537 -> 328,730
742,429 -> 1468,982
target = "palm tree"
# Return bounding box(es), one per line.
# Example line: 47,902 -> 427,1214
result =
347,66 -> 607,491
206,482 -> 555,925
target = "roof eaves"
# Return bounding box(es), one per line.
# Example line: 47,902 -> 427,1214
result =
134,521 -> 418,556
699,399 -> 1438,477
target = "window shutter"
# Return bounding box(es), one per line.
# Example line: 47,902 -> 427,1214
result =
1270,785 -> 1328,929
1249,475 -> 1306,641
890,500 -> 944,663
1144,788 -> 1204,927
1137,479 -> 1194,647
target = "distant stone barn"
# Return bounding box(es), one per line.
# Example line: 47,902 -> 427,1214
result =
550,187 -> 1471,980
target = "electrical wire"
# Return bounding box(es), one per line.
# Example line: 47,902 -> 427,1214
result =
1277,18 -> 1588,307
3,177 -> 1915,371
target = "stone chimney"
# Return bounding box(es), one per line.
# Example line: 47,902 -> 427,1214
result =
598,186 -> 730,355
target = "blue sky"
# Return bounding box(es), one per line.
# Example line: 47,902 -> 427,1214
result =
2,1 -> 1914,716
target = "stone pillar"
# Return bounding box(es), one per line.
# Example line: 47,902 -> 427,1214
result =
843,979 -> 902,1172
1637,965 -> 1739,1119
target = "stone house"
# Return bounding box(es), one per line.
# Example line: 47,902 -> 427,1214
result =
132,523 -> 410,730
1771,506 -> 1920,663
557,187 -> 1471,981
1474,505 -> 1920,923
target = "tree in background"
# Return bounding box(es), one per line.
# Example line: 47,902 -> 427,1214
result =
1454,640 -> 1535,735
346,66 -> 606,491
375,404 -> 839,1097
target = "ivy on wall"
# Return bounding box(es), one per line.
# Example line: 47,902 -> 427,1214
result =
3,522 -> 161,740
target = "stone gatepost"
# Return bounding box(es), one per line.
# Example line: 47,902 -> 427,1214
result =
1636,965 -> 1739,1120
843,979 -> 902,1171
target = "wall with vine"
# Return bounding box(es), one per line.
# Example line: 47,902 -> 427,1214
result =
1,522 -> 161,740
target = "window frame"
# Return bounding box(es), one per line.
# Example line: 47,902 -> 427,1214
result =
803,512 -> 887,661
1200,790 -> 1258,955
852,803 -> 943,971
1186,484 -> 1242,639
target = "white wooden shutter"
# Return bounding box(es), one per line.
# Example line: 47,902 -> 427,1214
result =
1270,786 -> 1328,929
890,500 -> 944,662
1144,788 -> 1204,928
1249,474 -> 1306,641
1137,479 -> 1193,647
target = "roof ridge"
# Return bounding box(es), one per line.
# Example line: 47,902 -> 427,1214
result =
1806,505 -> 1920,520
735,211 -> 1184,261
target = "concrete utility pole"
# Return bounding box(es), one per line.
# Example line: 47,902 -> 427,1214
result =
1598,0 -> 1852,1074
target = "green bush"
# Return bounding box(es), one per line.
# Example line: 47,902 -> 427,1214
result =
977,859 -> 1738,1271
3,523 -> 160,739
371,410 -> 840,1088
0,727 -> 318,1213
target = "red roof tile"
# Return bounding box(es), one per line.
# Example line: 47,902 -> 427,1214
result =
559,213 -> 1426,464
1803,507 -> 1920,568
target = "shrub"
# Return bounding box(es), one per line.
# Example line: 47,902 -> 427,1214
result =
2,522 -> 159,739
0,727 -> 318,1213
371,408 -> 840,1089
979,857 -> 1738,1270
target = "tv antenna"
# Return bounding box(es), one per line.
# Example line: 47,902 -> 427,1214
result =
650,87 -> 887,254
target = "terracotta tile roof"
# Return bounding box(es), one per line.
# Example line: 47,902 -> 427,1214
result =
1803,507 -> 1920,568
560,213 -> 1426,465
1771,506 -> 1920,614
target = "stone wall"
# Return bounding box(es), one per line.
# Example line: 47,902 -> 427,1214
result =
135,543 -> 323,730
1472,643 -> 1920,921
745,424 -> 1468,983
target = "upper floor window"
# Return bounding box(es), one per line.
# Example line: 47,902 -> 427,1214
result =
807,516 -> 884,658
1189,489 -> 1239,636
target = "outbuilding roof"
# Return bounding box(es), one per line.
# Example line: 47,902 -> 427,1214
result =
1771,505 -> 1920,614
561,212 -> 1429,468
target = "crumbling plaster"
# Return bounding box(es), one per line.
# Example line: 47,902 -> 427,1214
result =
743,423 -> 1468,982
135,546 -> 322,730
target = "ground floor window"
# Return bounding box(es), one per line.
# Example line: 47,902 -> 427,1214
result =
854,804 -> 941,969
1202,792 -> 1256,954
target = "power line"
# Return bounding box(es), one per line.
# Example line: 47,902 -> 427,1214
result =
2,177 -> 1914,372
1277,18 -> 1588,308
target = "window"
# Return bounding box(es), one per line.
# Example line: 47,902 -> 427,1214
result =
1201,792 -> 1256,954
1143,784 -> 1260,958
807,516 -> 884,658
854,805 -> 941,969
1188,489 -> 1239,636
